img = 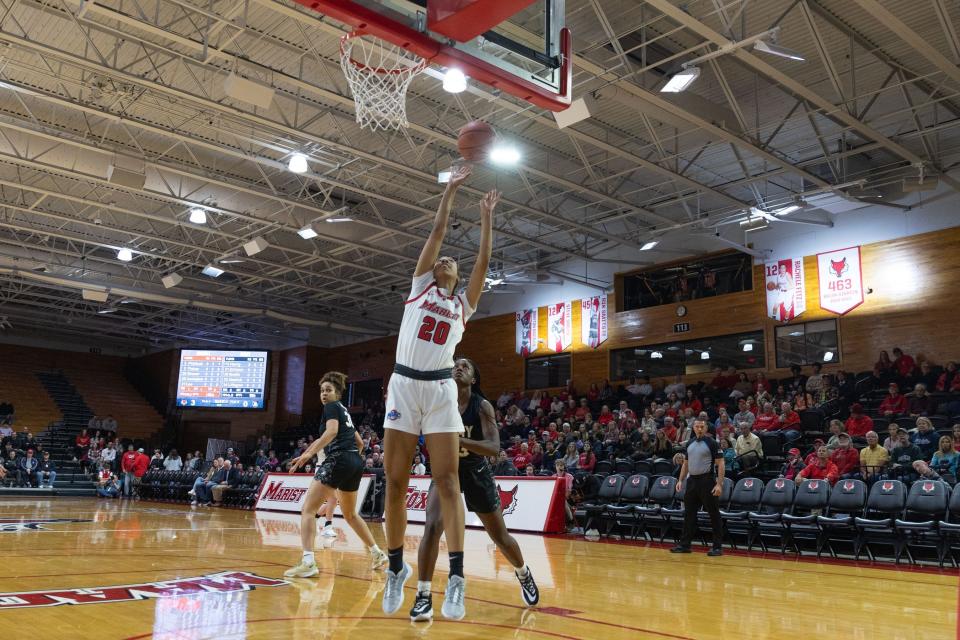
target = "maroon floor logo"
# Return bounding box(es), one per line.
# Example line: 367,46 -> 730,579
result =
0,571 -> 287,609
0,518 -> 91,532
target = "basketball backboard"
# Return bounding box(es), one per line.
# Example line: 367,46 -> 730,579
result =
290,0 -> 571,112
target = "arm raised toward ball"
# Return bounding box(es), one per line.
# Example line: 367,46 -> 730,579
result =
464,189 -> 499,310
414,165 -> 472,278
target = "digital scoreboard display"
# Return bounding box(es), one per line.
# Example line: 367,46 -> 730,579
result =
176,350 -> 268,409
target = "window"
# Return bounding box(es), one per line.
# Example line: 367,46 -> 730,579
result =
622,252 -> 753,311
525,354 -> 571,390
775,320 -> 839,368
610,331 -> 765,380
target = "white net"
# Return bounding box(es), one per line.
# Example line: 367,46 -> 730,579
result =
339,31 -> 428,131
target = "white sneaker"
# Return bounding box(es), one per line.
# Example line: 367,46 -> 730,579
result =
321,524 -> 337,537
284,559 -> 319,578
441,575 -> 466,620
371,548 -> 388,570
381,561 -> 411,614
187,490 -> 195,497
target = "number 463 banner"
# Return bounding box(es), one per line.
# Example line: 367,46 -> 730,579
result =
817,246 -> 864,315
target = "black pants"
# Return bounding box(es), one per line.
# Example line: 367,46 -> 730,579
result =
679,473 -> 722,549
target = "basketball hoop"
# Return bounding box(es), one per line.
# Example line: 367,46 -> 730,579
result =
339,31 -> 428,131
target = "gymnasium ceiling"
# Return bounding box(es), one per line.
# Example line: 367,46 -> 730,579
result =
0,0 -> 957,349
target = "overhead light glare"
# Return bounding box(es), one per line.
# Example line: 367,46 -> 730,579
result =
288,153 -> 309,174
442,68 -> 467,93
701,351 -> 710,360
742,343 -> 754,352
651,351 -> 663,359
97,307 -> 118,315
188,208 -> 207,224
641,241 -> 658,251
297,224 -> 319,240
772,204 -> 801,216
823,351 -> 835,362
660,66 -> 700,93
202,264 -> 224,277
753,40 -> 805,61
489,145 -> 521,166
116,248 -> 133,262
325,217 -> 354,223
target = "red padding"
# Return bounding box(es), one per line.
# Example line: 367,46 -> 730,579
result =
428,0 -> 538,43
293,0 -> 571,112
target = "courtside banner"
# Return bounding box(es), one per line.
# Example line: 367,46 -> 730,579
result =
254,472 -> 372,515
817,246 -> 864,315
515,308 -> 537,356
581,296 -> 607,348
764,256 -> 805,322
547,301 -> 572,353
403,476 -> 566,533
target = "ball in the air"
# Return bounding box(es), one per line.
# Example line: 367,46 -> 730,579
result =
458,120 -> 495,162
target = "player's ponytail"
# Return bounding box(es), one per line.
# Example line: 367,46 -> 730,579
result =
320,371 -> 348,398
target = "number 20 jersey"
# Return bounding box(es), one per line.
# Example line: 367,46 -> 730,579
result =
395,271 -> 475,372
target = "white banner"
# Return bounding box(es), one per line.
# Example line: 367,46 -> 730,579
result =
764,256 -> 806,322
580,296 -> 608,349
254,472 -> 373,515
817,246 -> 864,315
547,301 -> 572,353
515,308 -> 537,356
402,476 -> 563,533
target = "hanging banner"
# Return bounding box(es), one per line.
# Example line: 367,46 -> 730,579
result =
547,301 -> 572,353
515,308 -> 538,356
817,246 -> 864,315
764,256 -> 806,322
580,296 -> 608,349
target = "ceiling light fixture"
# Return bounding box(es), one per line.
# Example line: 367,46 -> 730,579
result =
202,264 -> 224,278
297,223 -> 319,239
754,39 -> 805,61
442,68 -> 467,93
161,272 -> 183,289
772,204 -> 801,216
651,351 -> 663,359
641,241 -> 658,251
288,153 -> 309,174
700,351 -> 710,360
489,145 -> 521,166
188,208 -> 207,224
742,343 -> 754,352
823,351 -> 835,362
242,236 -> 269,256
325,217 -> 354,223
116,248 -> 133,262
660,66 -> 700,93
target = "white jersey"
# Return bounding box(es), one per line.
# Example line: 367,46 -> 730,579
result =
396,271 -> 474,372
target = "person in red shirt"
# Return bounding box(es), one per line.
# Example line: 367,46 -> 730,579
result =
804,439 -> 825,467
830,433 -> 860,479
753,403 -> 779,432
597,405 -> 615,426
681,389 -> 702,414
845,403 -> 874,437
578,442 -> 596,473
879,383 -> 908,417
512,443 -> 531,471
892,347 -> 916,379
797,446 -> 839,485
120,444 -> 138,497
936,362 -> 958,392
131,447 -> 150,497
778,402 -> 801,429
661,417 -> 679,443
506,436 -> 523,458
574,399 -> 589,421
545,422 -> 561,443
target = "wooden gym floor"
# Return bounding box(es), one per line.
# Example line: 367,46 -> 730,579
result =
0,498 -> 955,639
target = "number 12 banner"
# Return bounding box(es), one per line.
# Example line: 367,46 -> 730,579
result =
547,301 -> 572,353
817,246 -> 864,315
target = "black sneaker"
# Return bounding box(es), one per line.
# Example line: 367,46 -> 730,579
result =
410,592 -> 433,622
707,548 -> 723,557
670,546 -> 692,553
516,568 -> 540,607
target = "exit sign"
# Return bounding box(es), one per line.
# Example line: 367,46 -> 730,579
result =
673,322 -> 690,333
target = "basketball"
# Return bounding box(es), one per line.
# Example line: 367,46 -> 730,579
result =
766,281 -> 777,291
458,120 -> 495,162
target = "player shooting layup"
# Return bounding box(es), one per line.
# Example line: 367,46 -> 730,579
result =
381,165 -> 498,620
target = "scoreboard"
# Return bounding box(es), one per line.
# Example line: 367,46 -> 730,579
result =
176,350 -> 268,409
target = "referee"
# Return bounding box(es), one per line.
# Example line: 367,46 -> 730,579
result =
671,419 -> 725,557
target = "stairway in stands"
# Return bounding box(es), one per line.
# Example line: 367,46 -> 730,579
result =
31,371 -> 96,496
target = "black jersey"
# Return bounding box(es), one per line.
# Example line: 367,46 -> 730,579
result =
321,401 -> 357,456
458,392 -> 485,464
